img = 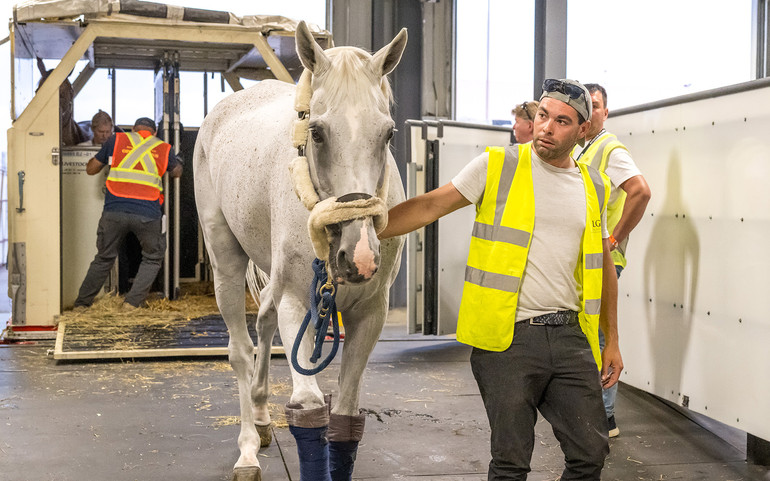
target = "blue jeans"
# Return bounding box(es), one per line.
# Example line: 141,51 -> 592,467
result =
598,264 -> 624,418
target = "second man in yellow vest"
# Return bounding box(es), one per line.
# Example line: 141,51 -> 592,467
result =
380,79 -> 622,480
573,84 -> 651,438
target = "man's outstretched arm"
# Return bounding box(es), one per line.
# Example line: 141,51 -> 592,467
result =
379,182 -> 471,239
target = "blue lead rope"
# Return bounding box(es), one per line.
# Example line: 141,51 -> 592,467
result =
291,258 -> 341,376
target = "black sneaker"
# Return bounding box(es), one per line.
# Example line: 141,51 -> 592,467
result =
608,415 -> 620,438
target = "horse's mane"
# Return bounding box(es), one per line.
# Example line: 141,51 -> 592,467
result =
315,47 -> 394,113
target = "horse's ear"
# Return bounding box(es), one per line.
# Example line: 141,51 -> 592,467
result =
370,28 -> 408,77
295,20 -> 330,74
36,57 -> 48,77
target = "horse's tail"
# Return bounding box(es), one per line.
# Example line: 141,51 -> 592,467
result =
246,260 -> 270,309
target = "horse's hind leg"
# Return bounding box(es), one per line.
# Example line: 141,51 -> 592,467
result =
251,281 -> 277,447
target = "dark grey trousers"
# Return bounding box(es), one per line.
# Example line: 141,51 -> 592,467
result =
470,321 -> 609,481
74,211 -> 165,308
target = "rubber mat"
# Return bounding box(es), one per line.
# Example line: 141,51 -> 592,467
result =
53,314 -> 284,360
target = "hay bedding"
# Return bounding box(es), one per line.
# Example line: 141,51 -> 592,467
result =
58,283 -> 260,352
56,283 -> 290,428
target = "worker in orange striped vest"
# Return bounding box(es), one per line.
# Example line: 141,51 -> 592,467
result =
381,79 -> 622,480
74,117 -> 182,310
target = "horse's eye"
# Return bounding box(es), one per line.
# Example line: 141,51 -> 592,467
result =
311,129 -> 324,144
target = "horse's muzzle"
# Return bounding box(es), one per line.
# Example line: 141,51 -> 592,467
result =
327,214 -> 381,285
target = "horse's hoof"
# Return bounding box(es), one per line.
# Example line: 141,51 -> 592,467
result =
256,423 -> 273,447
232,466 -> 262,481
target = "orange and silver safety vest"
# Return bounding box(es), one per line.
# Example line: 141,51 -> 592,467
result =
456,143 -> 610,368
573,131 -> 630,268
106,131 -> 170,202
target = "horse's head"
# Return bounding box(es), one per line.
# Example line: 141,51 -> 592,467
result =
294,21 -> 407,285
36,58 -> 75,121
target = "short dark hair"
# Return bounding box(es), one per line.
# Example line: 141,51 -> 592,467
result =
134,117 -> 157,132
584,83 -> 608,109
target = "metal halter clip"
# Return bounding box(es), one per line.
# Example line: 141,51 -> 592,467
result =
319,282 -> 335,297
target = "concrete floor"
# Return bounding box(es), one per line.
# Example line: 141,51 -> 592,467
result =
1,309 -> 769,481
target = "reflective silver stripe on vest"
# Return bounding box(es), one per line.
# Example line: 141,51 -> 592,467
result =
587,166 -> 606,212
472,222 -> 529,247
108,169 -> 163,187
587,136 -> 615,170
465,265 -> 520,293
585,253 -> 603,269
584,299 -> 601,315
121,133 -> 161,175
493,146 -> 520,226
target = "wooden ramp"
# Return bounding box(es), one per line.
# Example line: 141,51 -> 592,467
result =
54,314 -> 284,360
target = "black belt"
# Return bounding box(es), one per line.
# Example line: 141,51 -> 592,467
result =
517,310 -> 578,326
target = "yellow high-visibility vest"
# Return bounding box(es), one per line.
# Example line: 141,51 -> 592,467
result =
574,131 -> 629,268
456,143 -> 610,368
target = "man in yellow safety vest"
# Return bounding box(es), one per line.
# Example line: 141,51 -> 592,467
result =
573,84 -> 651,438
380,79 -> 622,480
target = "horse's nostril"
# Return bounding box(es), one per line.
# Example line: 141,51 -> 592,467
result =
337,192 -> 372,203
337,249 -> 351,269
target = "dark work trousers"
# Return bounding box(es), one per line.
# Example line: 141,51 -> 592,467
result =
75,211 -> 165,308
470,321 -> 609,481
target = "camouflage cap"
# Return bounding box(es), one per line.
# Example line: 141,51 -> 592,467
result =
539,79 -> 592,123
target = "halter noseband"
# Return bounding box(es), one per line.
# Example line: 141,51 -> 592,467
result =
288,69 -> 390,263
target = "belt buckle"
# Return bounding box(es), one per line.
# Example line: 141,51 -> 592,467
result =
529,317 -> 546,326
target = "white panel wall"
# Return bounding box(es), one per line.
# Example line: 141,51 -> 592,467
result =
607,84 -> 770,441
435,125 -> 513,335
406,122 -> 511,335
61,148 -> 105,309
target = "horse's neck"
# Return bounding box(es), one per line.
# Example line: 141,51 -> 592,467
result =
61,119 -> 86,146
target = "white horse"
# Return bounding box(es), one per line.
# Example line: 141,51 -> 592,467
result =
193,21 -> 407,481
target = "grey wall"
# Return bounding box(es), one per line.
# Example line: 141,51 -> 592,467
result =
331,0 -> 426,308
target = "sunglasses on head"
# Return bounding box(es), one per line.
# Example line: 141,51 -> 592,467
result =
542,79 -> 585,100
519,102 -> 532,121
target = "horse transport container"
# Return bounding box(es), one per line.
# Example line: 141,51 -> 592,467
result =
6,0 -> 330,339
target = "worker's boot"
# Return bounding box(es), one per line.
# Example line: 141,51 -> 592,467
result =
285,401 -> 331,481
328,412 -> 365,481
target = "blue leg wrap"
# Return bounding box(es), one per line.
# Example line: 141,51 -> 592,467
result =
288,425 -> 331,481
327,412 -> 365,481
329,440 -> 360,481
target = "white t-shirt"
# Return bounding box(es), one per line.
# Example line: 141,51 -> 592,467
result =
574,131 -> 642,205
452,149 -> 608,322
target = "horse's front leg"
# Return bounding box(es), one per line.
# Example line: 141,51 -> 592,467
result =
329,295 -> 389,481
277,291 -> 331,481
